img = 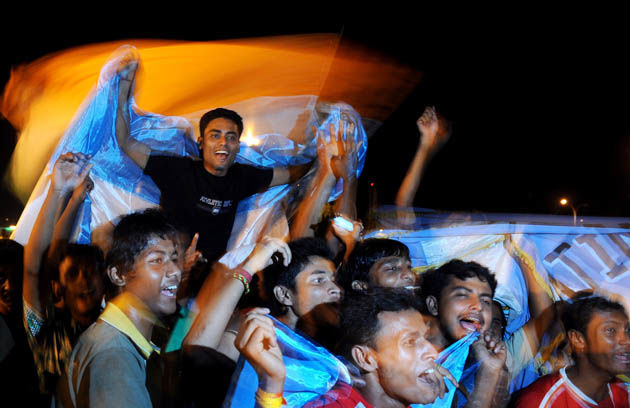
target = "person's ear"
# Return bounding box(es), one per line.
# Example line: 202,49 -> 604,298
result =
107,266 -> 126,287
568,329 -> 586,353
351,280 -> 368,292
426,295 -> 439,317
273,285 -> 293,307
51,281 -> 64,309
351,345 -> 378,373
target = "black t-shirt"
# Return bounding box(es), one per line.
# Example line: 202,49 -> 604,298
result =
144,155 -> 273,261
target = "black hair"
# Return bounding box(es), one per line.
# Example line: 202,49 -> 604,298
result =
262,237 -> 333,316
47,242 -> 105,282
338,238 -> 410,293
106,209 -> 178,277
420,259 -> 497,302
199,108 -> 244,137
562,294 -> 627,336
336,287 -> 427,363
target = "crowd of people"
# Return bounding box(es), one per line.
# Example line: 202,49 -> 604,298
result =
1,56 -> 630,408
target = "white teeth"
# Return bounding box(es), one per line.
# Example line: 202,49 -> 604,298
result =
216,150 -> 228,154
166,285 -> 177,290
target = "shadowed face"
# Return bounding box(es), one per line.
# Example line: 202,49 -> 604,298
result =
59,256 -> 105,327
368,256 -> 415,288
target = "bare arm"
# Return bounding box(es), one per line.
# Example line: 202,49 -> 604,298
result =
183,238 -> 291,355
49,176 -> 94,259
269,162 -> 313,187
289,124 -> 339,239
395,106 -> 450,207
115,59 -> 151,169
23,153 -> 92,313
504,235 -> 555,351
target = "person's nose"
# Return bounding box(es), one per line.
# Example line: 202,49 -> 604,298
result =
329,281 -> 342,301
401,266 -> 416,285
469,294 -> 482,312
421,339 -> 439,361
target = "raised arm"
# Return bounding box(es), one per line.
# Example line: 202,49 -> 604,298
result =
183,238 -> 290,354
269,162 -> 313,187
503,235 -> 555,351
23,152 -> 92,313
288,124 -> 340,239
115,58 -> 151,169
395,106 -> 450,207
325,121 -> 362,260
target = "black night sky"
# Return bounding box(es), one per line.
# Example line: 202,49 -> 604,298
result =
2,22 -> 629,228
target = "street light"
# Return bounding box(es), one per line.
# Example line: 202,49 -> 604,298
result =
559,198 -> 587,226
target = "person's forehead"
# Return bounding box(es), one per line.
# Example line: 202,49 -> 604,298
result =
298,256 -> 335,275
442,276 -> 492,295
372,255 -> 410,269
588,309 -> 629,330
203,117 -> 239,134
137,236 -> 177,258
375,309 -> 425,343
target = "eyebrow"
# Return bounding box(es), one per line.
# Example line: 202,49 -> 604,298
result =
209,128 -> 238,135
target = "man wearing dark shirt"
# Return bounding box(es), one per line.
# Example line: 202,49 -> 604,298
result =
116,61 -> 306,261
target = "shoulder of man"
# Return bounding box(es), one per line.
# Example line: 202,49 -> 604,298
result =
513,371 -> 562,407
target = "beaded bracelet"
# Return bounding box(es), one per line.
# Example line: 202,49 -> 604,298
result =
232,271 -> 250,294
255,388 -> 285,408
235,267 -> 253,283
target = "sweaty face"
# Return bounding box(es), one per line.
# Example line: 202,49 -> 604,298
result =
583,309 -> 630,376
436,276 -> 493,342
124,237 -> 181,317
372,309 -> 441,405
59,257 -> 106,327
368,256 -> 415,288
200,117 -> 240,176
290,256 -> 342,318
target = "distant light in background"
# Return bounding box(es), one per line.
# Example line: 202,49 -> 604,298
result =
370,182 -> 374,187
241,128 -> 261,146
559,198 -> 568,206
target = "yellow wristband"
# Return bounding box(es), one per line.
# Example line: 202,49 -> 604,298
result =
255,388 -> 285,408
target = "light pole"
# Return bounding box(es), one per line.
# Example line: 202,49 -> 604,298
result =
559,198 -> 587,226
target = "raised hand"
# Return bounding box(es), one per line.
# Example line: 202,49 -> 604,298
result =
242,236 -> 291,274
234,309 -> 285,393
51,152 -> 93,196
330,215 -> 363,248
117,51 -> 140,107
330,121 -> 358,181
472,330 -> 507,372
184,233 -> 203,272
417,106 -> 450,155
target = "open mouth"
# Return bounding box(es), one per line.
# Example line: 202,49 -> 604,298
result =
615,352 -> 630,363
459,314 -> 482,332
417,368 -> 439,388
161,285 -> 178,298
215,150 -> 229,161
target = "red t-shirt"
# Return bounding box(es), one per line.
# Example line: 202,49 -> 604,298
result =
304,382 -> 372,408
515,367 -> 629,408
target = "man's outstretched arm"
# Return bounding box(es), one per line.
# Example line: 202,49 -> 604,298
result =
23,153 -> 92,315
115,59 -> 151,170
395,106 -> 450,207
